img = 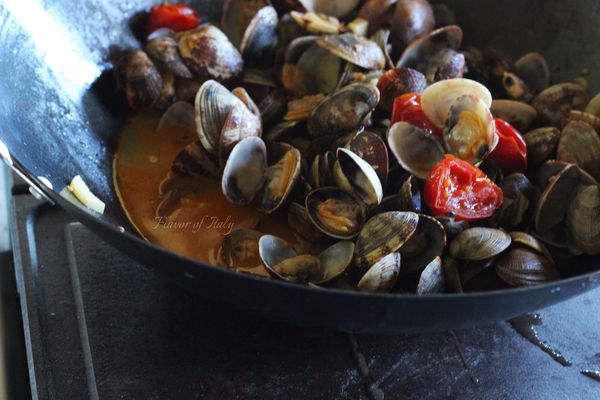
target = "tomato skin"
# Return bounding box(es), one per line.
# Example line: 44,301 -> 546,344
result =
424,155 -> 503,221
391,93 -> 443,136
487,118 -> 528,173
146,3 -> 200,34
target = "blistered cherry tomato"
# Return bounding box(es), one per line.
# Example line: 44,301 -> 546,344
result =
487,118 -> 528,173
391,93 -> 443,136
146,3 -> 200,34
424,155 -> 503,221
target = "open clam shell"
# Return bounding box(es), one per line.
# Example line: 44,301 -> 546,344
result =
261,144 -> 302,213
316,33 -> 386,70
222,137 -> 267,205
449,227 -> 512,261
221,0 -> 269,48
397,25 -> 463,69
400,214 -> 447,274
337,148 -> 384,207
288,202 -> 326,243
305,187 -> 366,239
387,121 -> 445,179
416,257 -> 444,295
566,185 -> 600,255
349,131 -> 389,187
357,252 -> 401,293
497,173 -> 538,231
240,6 -> 278,65
258,235 -> 320,283
358,0 -> 398,35
313,241 -> 356,284
172,140 -> 221,179
219,102 -> 263,166
354,211 -> 419,269
220,228 -> 268,276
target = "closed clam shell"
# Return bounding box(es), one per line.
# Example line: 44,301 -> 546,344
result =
534,159 -> 569,190
357,252 -> 401,293
562,110 -> 600,132
220,229 -> 269,276
115,51 -> 163,111
296,44 -> 342,95
316,33 -> 385,70
308,83 -> 380,137
219,102 -> 262,166
523,127 -> 560,168
240,6 -> 278,65
145,36 -> 193,79
387,121 -> 444,179
557,121 -> 600,181
514,52 -> 550,93
261,145 -> 302,213
502,71 -> 533,102
195,80 -> 244,154
421,78 -> 492,129
566,185 -> 600,255
179,24 -> 243,82
400,214 -> 446,274
376,67 -> 427,112
305,187 -> 366,239
354,211 -> 419,268
531,83 -> 587,127
349,131 -> 389,187
391,0 -> 435,51
509,231 -> 554,262
497,173 -> 538,231
313,241 -> 356,284
585,93 -> 600,117
172,140 -> 221,179
490,100 -> 538,132
443,94 -> 497,164
495,248 -> 558,287
221,0 -> 268,48
416,257 -> 444,295
358,0 -> 398,34
221,137 -> 267,205
397,25 -> 463,69
449,227 -> 511,261
288,202 -> 325,242
337,148 -> 383,207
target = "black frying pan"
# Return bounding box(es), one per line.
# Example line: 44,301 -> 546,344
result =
1,0 -> 599,333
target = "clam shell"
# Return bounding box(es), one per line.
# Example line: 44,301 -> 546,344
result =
305,187 -> 366,239
357,252 -> 401,293
391,0 -> 435,51
449,227 -> 512,261
416,257 -> 444,295
240,6 -> 278,65
349,131 -> 389,187
401,214 -> 446,273
557,121 -> 600,181
387,122 -> 444,179
145,36 -> 193,79
221,0 -> 268,48
299,0 -> 361,18
397,174 -> 422,212
219,102 -> 262,166
172,140 -> 221,179
490,100 -> 538,132
288,202 -> 326,243
261,146 -> 302,213
220,229 -> 268,276
531,83 -> 587,127
313,241 -> 356,284
585,93 -> 600,117
495,248 -> 558,287
354,211 -> 419,268
259,234 -> 319,282
421,78 -> 492,129
337,148 -> 383,207
509,231 -> 554,262
221,137 -> 267,205
422,48 -> 466,83
523,127 -> 560,168
397,25 -> 463,69
562,110 -> 600,132
232,87 -> 261,117
566,185 -> 600,255
442,256 -> 463,293
376,67 -> 427,112
514,52 -> 550,93
316,33 -> 385,70
116,51 -> 163,110
358,0 -> 398,34
502,71 -> 533,102
497,173 -> 538,231
308,83 -> 380,137
296,44 -> 342,95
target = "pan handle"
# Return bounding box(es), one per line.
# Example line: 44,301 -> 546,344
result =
0,139 -> 55,204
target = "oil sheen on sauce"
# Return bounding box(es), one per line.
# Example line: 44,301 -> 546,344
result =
113,116 -> 296,276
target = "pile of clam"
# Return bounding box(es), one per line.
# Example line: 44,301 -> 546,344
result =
116,0 -> 600,294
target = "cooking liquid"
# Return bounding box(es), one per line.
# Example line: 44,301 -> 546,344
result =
113,116 -> 297,276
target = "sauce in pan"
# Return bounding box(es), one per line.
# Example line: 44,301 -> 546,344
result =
113,116 -> 297,276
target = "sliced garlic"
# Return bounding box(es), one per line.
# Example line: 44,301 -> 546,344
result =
67,175 -> 105,214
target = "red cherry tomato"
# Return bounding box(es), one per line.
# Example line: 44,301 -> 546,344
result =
391,93 -> 443,137
487,118 -> 528,173
146,3 -> 200,34
424,155 -> 503,221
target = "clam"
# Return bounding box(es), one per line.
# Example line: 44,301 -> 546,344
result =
562,110 -> 600,132
557,121 -> 600,181
288,202 -> 326,242
258,235 -> 318,282
391,0 -> 435,50
449,227 -> 512,261
221,0 -> 269,48
178,24 -> 243,82
305,187 -> 366,239
435,215 -> 469,241
240,6 -> 278,65
354,211 -> 419,269
220,229 -> 268,276
420,78 -> 492,129
357,252 -> 401,293
172,140 -> 221,179
221,137 -> 267,205
376,67 -> 427,112
531,82 -> 587,127
397,174 -> 422,212
432,3 -> 455,27
219,102 -> 263,166
154,70 -> 176,110
309,151 -> 335,189
585,93 -> 600,117
566,185 -> 600,255
232,87 -> 261,117
495,248 -> 558,287
442,256 -> 463,293
400,214 -> 447,273
443,94 -> 497,164
387,122 -> 445,179
308,83 -> 380,137
295,44 -> 343,95
490,100 -> 538,132
524,127 -> 561,169
497,173 -> 538,230
416,257 -> 444,295
259,89 -> 288,129
299,0 -> 361,18
195,80 -> 245,154
261,144 -> 302,213
316,33 -> 386,70
349,131 -> 389,187
336,148 -> 384,207
514,52 -> 550,93
371,29 -> 395,69
115,50 -> 163,110
285,94 -> 326,122
421,48 -> 466,83
145,36 -> 193,78
502,71 -> 534,102
358,0 -> 398,34
509,231 -> 554,262
313,241 -> 356,284
397,25 -> 463,69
